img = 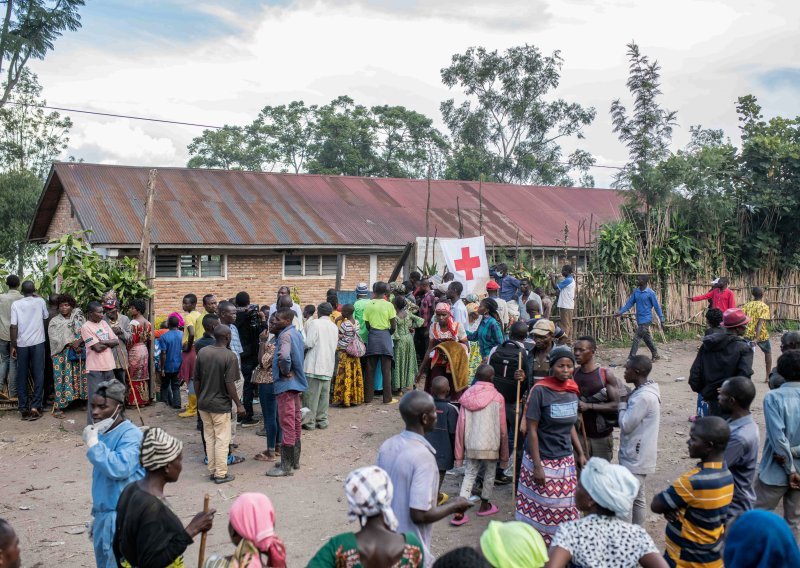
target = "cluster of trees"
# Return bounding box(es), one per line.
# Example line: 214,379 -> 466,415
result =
187,45 -> 597,187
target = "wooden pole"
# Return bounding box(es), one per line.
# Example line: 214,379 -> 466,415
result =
198,494 -> 210,567
424,165 -> 432,269
478,174 -> 484,237
512,350 -> 523,491
124,368 -> 145,427
139,170 -> 157,402
456,196 -> 464,239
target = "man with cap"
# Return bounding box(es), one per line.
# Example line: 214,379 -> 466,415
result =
529,319 -> 556,382
689,276 -> 736,312
83,379 -> 145,568
689,308 -> 754,417
485,280 -> 509,333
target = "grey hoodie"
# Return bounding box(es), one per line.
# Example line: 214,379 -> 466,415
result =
618,382 -> 661,474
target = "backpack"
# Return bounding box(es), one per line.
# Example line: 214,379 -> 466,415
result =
489,340 -> 528,404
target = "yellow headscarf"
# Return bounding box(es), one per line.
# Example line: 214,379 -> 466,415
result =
480,521 -> 548,568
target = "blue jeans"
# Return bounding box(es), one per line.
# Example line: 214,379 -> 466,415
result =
0,339 -> 17,397
16,342 -> 45,411
258,382 -> 282,450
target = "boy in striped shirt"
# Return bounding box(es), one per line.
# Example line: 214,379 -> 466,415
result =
651,416 -> 734,568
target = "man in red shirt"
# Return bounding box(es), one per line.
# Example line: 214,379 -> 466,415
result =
689,277 -> 736,312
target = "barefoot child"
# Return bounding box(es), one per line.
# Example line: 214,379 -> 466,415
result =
424,376 -> 459,505
452,364 -> 508,525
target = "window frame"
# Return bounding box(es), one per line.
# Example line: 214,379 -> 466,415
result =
282,253 -> 345,279
154,254 -> 227,281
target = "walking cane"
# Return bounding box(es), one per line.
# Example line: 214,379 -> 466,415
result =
124,367 -> 145,427
198,493 -> 210,567
512,350 -> 523,491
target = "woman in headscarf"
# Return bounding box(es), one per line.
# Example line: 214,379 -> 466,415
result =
203,493 -> 286,568
467,298 -> 504,360
723,509 -> 800,568
307,465 -> 424,567
480,521 -> 548,568
332,304 -> 365,408
126,298 -> 152,407
546,458 -> 665,568
113,427 -> 216,568
391,296 -> 424,395
417,303 -> 469,401
48,293 -> 87,418
465,302 -> 483,382
515,346 -> 586,546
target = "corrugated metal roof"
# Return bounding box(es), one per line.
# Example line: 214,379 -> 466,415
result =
29,163 -> 624,248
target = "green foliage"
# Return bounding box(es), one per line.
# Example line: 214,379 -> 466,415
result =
594,221 -> 636,273
440,44 -> 596,186
0,167 -> 38,270
48,232 -> 152,308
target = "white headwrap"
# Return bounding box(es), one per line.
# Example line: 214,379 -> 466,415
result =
580,457 -> 640,517
344,466 -> 399,531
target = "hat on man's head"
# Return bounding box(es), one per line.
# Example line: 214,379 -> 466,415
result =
486,280 -> 500,291
531,319 -> 556,336
355,282 -> 370,296
722,308 -> 751,329
711,277 -> 720,285
548,345 -> 576,367
95,379 -> 126,404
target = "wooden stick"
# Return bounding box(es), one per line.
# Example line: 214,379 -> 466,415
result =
124,367 -> 145,427
512,350 -> 523,491
198,494 -> 210,567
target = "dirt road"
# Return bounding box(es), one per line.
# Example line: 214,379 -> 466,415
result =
0,335 -> 774,567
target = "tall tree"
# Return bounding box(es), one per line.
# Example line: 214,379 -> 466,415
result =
440,44 -> 596,186
305,96 -> 377,177
610,42 -> 678,208
0,0 -> 84,107
250,101 -> 317,173
187,125 -> 264,171
371,104 -> 448,178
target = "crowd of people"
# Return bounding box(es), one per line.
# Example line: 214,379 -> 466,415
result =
2,268 -> 800,568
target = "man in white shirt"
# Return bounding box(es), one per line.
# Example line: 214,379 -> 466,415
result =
447,281 -> 468,329
0,274 -> 22,400
550,265 -> 576,342
9,281 -> 48,419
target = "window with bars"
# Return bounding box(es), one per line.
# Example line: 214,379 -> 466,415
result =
283,254 -> 343,277
155,254 -> 226,278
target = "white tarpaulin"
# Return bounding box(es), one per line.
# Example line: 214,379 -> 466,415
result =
440,236 -> 490,296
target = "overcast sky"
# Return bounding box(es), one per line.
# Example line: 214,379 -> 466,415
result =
27,0 -> 799,188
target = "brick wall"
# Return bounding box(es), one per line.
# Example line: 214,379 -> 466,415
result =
152,253 -> 402,315
46,191 -> 82,240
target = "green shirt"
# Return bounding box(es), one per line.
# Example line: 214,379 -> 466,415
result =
363,299 -> 397,331
307,531 -> 424,568
354,298 -> 371,342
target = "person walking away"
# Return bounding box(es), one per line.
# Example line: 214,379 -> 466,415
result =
651,416 -> 733,568
179,293 -> 203,393
48,294 -> 87,418
266,308 -> 308,477
618,355 -> 660,526
515,346 -> 586,546
740,286 -> 772,378
768,330 -> 800,389
102,295 -> 130,385
723,510 -> 800,568
717,376 -> 759,524
425,376 -> 458,507
549,266 -> 576,343
303,302 -> 338,430
125,299 -> 151,407
83,379 -> 144,568
573,336 -> 620,461
203,492 -> 287,568
9,281 -> 48,421
377,391 -> 471,566
81,301 -> 120,424
754,350 -> 800,541
616,275 -> 665,361
392,296 -> 423,395
363,282 -> 397,404
333,304 -> 365,408
113,427 -> 216,568
308,465 -> 424,568
689,277 -> 736,312
536,287 -> 552,320
688,308 -> 754,417
0,275 -> 21,402
196,324 -> 245,484
451,365 -> 508,526
234,291 -> 266,427
156,315 -> 183,410
548,458 -> 665,568
485,281 -> 509,333
446,282 -> 468,330
489,263 -> 521,303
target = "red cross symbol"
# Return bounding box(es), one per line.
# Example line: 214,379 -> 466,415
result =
454,246 -> 481,281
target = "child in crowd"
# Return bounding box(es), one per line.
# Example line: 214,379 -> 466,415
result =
452,364 -> 508,525
157,315 -> 184,409
425,376 -> 459,506
651,416 -> 733,568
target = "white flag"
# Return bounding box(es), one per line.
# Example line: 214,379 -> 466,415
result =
440,236 -> 490,296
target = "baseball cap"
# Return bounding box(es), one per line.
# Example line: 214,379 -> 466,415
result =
486,280 -> 500,291
531,319 -> 556,336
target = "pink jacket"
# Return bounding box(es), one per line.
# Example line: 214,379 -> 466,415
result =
455,381 -> 509,464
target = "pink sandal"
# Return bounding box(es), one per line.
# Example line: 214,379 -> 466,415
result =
450,514 -> 470,526
477,504 -> 499,517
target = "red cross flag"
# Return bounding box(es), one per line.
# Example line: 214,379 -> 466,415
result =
440,236 -> 490,296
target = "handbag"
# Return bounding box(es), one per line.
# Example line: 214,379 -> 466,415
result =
251,343 -> 275,385
346,334 -> 366,358
66,346 -> 86,362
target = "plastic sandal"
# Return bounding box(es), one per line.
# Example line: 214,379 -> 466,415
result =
477,504 -> 499,517
450,514 -> 470,526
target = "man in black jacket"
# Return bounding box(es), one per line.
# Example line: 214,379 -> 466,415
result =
234,291 -> 267,426
689,308 -> 754,417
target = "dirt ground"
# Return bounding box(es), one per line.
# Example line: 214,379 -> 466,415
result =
0,335 -> 775,568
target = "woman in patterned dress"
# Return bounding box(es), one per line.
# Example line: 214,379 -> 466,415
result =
333,304 -> 364,407
391,296 -> 423,394
126,299 -> 152,406
48,294 -> 86,418
466,302 -> 483,382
